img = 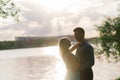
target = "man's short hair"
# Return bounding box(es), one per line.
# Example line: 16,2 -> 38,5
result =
73,27 -> 85,34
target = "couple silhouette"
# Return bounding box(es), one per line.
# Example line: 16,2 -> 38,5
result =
59,27 -> 95,80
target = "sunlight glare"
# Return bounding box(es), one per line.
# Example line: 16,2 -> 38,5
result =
43,46 -> 66,80
40,0 -> 76,11
42,46 -> 60,57
55,58 -> 66,80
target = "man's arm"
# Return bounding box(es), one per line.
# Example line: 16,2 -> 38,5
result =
69,42 -> 80,52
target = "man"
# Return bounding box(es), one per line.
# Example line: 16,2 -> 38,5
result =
73,27 -> 95,80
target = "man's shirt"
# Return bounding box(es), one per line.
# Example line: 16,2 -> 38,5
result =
76,41 -> 95,70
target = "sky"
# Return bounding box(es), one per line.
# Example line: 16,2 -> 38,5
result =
0,0 -> 119,41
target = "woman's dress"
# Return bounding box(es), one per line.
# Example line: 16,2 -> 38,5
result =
62,52 -> 80,80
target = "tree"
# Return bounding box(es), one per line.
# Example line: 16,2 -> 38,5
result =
96,17 -> 120,61
0,0 -> 20,21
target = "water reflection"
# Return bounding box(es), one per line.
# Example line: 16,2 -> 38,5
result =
0,46 -> 64,80
0,59 -> 16,80
0,56 -> 64,80
0,46 -> 120,80
15,56 -> 59,80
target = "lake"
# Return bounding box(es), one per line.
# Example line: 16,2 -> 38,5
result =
0,46 -> 120,80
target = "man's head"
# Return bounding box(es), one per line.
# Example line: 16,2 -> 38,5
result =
73,27 -> 85,42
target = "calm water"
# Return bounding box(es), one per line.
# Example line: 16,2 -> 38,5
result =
0,46 -> 120,80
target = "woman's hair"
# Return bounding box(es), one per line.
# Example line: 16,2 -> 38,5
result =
59,37 -> 71,55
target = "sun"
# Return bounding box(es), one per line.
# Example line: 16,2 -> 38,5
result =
39,0 -> 75,11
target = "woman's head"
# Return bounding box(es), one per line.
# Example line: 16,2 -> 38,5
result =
59,38 -> 71,54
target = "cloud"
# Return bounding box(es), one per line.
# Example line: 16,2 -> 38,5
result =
0,0 -> 119,40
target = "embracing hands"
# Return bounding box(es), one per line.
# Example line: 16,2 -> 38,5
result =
69,42 -> 80,52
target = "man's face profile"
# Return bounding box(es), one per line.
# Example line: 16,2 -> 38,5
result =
74,31 -> 83,42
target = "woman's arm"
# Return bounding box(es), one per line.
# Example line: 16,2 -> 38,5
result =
67,53 -> 80,71
69,42 -> 80,52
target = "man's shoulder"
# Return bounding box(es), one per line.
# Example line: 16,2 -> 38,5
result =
84,41 -> 93,49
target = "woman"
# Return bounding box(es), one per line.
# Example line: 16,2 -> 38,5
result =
59,38 -> 80,80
